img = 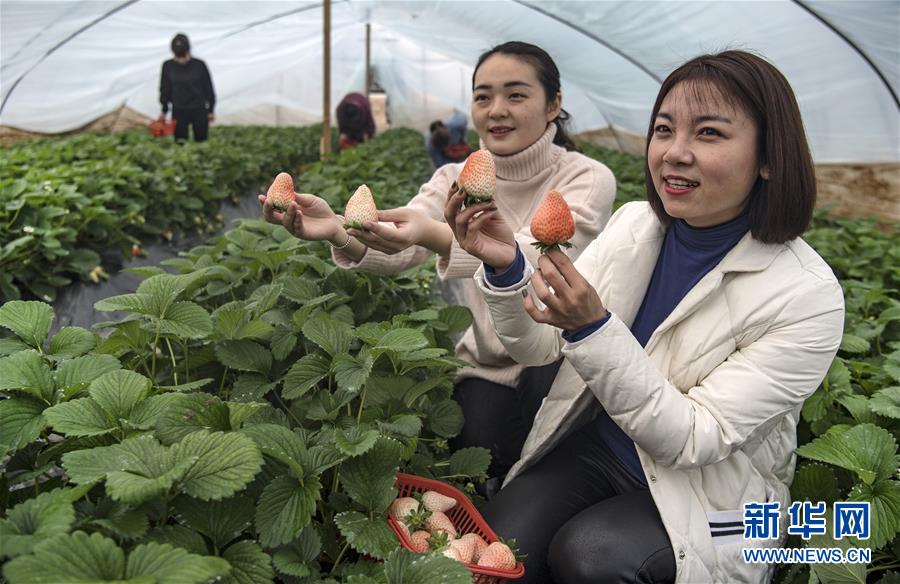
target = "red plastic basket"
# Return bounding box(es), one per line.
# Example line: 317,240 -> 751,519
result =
148,118 -> 176,138
388,473 -> 525,584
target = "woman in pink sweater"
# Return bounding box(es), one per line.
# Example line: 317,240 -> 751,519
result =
261,41 -> 616,486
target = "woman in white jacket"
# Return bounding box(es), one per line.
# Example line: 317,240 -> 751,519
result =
445,50 -> 844,583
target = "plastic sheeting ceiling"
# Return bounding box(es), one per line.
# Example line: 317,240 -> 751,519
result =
1,0 -> 898,163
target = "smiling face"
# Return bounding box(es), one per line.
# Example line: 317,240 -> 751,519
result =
471,54 -> 561,156
647,81 -> 766,228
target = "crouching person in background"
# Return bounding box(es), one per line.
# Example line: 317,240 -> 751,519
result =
445,50 -> 844,583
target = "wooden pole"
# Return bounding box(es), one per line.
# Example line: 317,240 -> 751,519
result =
365,22 -> 372,94
321,0 -> 332,159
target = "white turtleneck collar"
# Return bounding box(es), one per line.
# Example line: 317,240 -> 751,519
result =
480,124 -> 565,182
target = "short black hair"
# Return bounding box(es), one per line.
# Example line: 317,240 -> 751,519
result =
645,50 -> 816,244
171,33 -> 190,57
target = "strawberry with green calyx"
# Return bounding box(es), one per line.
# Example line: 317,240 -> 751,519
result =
530,189 -> 575,253
390,497 -> 420,523
420,490 -> 456,513
402,504 -> 432,532
266,172 -> 296,212
424,510 -> 457,538
476,538 -> 526,571
343,184 -> 379,230
456,149 -> 496,207
408,530 -> 431,553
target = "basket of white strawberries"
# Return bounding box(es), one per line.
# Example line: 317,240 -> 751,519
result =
388,473 -> 525,583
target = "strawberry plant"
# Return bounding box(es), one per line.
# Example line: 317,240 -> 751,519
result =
1,127 -> 485,583
0,125 -> 334,303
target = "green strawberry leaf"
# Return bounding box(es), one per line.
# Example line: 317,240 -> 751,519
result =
156,379 -> 214,393
333,350 -> 374,392
335,425 -> 380,457
175,495 -> 255,549
302,314 -> 354,356
128,393 -> 183,430
271,526 -> 321,577
85,500 -> 149,541
373,328 -> 429,354
0,350 -> 54,402
155,393 -> 231,445
382,547 -> 473,583
220,540 -> 274,584
247,283 -> 283,318
438,306 -> 473,335
90,370 -> 151,420
126,540 -> 231,583
869,386 -> 900,419
172,430 -> 263,501
448,447 -> 491,479
0,396 -> 46,455
4,532 -> 128,583
848,478 -> 900,550
269,326 -> 297,360
239,423 -> 309,478
825,359 -> 853,392
340,437 -> 402,513
790,463 -> 841,505
141,524 -> 208,555
795,423 -> 897,485
48,326 -> 96,359
839,334 -> 871,355
255,475 -> 321,548
226,402 -> 266,429
157,301 -> 213,339
94,292 -> 150,314
0,300 -> 53,350
836,394 -> 879,425
808,527 -> 867,584
0,489 -> 75,559
378,414 -> 423,438
282,354 -> 330,400
55,353 -> 122,399
0,336 -> 31,356
215,340 -> 272,375
62,435 -> 190,504
231,372 -> 276,402
334,511 -> 399,560
425,400 -> 464,439
280,277 -> 321,304
43,397 -> 116,437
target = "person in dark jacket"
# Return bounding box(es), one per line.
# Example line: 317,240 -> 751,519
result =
159,33 -> 216,142
336,92 -> 375,150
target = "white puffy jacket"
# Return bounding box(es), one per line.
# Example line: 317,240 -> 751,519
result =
475,202 -> 844,583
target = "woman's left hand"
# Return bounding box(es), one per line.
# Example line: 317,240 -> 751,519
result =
524,248 -> 609,331
349,208 -> 430,255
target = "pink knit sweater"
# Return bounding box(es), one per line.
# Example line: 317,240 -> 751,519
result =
334,125 -> 616,387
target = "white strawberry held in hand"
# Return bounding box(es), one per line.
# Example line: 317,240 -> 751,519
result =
266,172 -> 296,211
343,184 -> 379,230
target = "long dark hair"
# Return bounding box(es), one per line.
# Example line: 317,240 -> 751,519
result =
473,41 -> 577,151
645,50 -> 816,243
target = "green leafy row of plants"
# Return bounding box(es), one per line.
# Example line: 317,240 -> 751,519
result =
0,129 -> 487,584
0,125 -> 334,304
0,128 -> 896,583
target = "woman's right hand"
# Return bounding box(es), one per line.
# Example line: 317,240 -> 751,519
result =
258,193 -> 347,245
444,183 -> 517,270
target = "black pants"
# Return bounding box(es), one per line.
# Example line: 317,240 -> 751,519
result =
451,359 -> 563,480
481,421 -> 676,584
172,107 -> 209,142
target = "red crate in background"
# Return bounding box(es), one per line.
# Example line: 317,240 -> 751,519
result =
388,472 -> 524,584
